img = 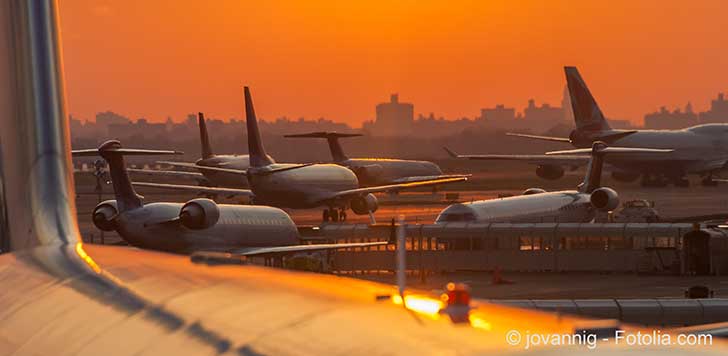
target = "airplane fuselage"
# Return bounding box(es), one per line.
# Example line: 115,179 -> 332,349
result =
436,191 -> 594,224
195,154 -> 275,188
115,202 -> 299,254
577,125 -> 728,176
249,163 -> 359,209
341,158 -> 443,186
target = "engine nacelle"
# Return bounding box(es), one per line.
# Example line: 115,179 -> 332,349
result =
522,188 -> 547,195
535,165 -> 564,180
179,198 -> 220,230
350,193 -> 379,215
92,200 -> 118,231
353,164 -> 384,181
590,187 -> 620,212
611,171 -> 640,183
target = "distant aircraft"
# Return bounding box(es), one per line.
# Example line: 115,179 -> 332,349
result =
437,142 -> 672,223
128,112 -> 274,188
134,87 -> 467,222
73,140 -> 386,256
465,66 -> 728,187
284,131 -> 469,186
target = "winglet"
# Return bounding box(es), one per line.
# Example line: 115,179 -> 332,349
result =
443,147 -> 459,158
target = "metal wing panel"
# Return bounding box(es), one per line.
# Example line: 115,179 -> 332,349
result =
132,182 -> 253,197
322,177 -> 467,202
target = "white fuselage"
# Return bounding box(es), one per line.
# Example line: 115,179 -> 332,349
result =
436,191 -> 594,224
116,202 -> 299,254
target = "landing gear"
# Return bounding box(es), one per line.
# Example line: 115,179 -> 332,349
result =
322,208 -> 347,223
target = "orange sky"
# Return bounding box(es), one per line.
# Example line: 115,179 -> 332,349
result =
59,0 -> 728,126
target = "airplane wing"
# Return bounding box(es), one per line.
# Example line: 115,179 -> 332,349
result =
506,132 -> 573,143
444,147 -> 590,166
158,160 -> 249,175
73,148 -> 183,156
132,181 -> 254,198
127,168 -> 205,179
322,176 -> 467,202
389,174 -> 471,184
191,241 -> 388,260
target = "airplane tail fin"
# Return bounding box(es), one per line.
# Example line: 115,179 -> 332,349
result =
547,143 -> 673,193
284,132 -> 362,162
72,141 -> 182,212
198,112 -> 214,159
564,66 -> 611,132
244,87 -> 273,167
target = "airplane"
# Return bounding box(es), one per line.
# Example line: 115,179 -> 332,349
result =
72,140 -> 387,259
127,112 -> 274,188
6,3 -> 728,354
284,131 -> 469,186
459,66 -> 728,187
134,87 -> 467,223
437,142 -> 672,223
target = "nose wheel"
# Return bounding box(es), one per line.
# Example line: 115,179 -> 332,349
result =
322,208 -> 347,222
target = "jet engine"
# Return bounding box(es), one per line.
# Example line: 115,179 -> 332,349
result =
590,187 -> 620,212
353,164 -> 384,181
179,198 -> 220,230
536,165 -> 564,180
522,188 -> 547,195
92,200 -> 118,231
350,193 -> 379,215
611,171 -> 640,182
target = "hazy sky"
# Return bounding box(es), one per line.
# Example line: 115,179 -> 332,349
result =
59,0 -> 728,126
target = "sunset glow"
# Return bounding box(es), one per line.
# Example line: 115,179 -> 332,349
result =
60,1 -> 728,125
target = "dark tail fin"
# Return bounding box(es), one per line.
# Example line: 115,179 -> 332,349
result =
72,140 -> 182,212
580,142 -> 608,193
244,87 -> 273,167
283,132 -> 362,162
564,66 -> 611,132
198,112 -> 214,159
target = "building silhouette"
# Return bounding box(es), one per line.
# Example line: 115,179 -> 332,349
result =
367,94 -> 414,136
644,103 -> 698,129
699,93 -> 728,123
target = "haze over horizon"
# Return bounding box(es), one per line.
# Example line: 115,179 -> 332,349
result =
60,0 -> 728,126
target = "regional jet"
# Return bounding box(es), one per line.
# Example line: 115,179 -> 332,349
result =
134,87 -> 467,222
73,140 -> 386,256
459,66 -> 728,187
284,131 -> 469,186
437,142 -> 672,223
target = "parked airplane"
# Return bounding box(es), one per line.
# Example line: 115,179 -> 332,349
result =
128,112 -> 273,188
73,140 -> 386,256
473,66 -> 728,187
437,142 -> 672,223
284,131 -> 468,186
134,87 -> 467,222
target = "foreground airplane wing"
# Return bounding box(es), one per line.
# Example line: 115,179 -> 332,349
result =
324,176 -> 467,202
132,181 -> 254,198
158,160 -> 249,175
192,241 -> 388,259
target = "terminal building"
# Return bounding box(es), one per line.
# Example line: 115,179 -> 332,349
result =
644,103 -> 698,129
